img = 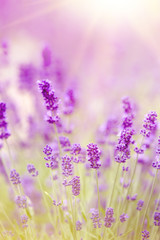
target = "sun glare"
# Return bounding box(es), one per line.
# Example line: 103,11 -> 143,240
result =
75,0 -> 150,23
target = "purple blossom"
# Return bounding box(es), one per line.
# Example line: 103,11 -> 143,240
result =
122,97 -> 133,115
136,200 -> 144,211
119,213 -> 128,222
115,128 -> 135,163
0,102 -> 10,139
104,208 -> 115,228
156,136 -> 160,154
10,169 -> 21,185
90,208 -> 102,228
71,144 -> 81,155
154,212 -> 160,226
76,221 -> 82,231
140,111 -> 157,137
15,196 -> 27,208
59,136 -> 71,149
87,143 -> 101,169
43,145 -> 53,155
152,160 -> 160,169
45,156 -> 58,170
70,176 -> 80,196
27,164 -> 38,177
21,214 -> 28,228
43,145 -> 59,170
122,166 -> 129,171
38,79 -> 59,112
142,230 -> 150,240
62,155 -> 73,177
131,194 -> 137,201
134,147 -> 144,154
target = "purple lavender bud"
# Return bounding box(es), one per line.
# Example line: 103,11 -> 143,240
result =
87,143 -> 101,169
59,136 -> 71,148
53,200 -> 62,206
0,102 -> 10,140
76,221 -> 82,231
71,144 -> 81,155
122,166 -> 129,171
38,79 -> 59,112
122,116 -> 133,129
119,213 -> 129,223
122,97 -> 133,114
27,164 -> 38,177
10,169 -> 21,185
90,209 -> 102,228
152,159 -> 160,169
115,128 -> 135,163
104,208 -> 115,228
45,157 -> 58,170
21,214 -> 28,228
154,212 -> 160,226
142,230 -> 150,240
43,145 -> 53,155
136,200 -> 144,211
71,176 -> 80,196
131,194 -> 137,201
134,147 -> 144,154
140,111 -> 157,137
62,155 -> 73,177
156,136 -> 160,154
45,113 -> 60,125
15,196 -> 27,208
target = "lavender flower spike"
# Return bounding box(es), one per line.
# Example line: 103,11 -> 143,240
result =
87,143 -> 101,169
0,102 -> 10,139
10,169 -> 21,185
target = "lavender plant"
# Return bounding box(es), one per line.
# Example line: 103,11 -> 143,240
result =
0,80 -> 160,240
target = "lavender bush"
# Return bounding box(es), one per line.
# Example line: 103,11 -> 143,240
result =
0,36 -> 160,239
0,73 -> 160,240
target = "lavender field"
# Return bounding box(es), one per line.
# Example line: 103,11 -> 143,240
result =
1,0 -> 160,239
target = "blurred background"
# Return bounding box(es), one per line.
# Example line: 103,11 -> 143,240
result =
1,0 -> 160,125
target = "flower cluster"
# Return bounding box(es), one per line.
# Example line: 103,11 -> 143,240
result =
38,79 -> 59,124
87,143 -> 101,169
21,214 -> 28,228
140,111 -> 157,137
142,230 -> 150,240
27,164 -> 39,177
0,102 -> 10,139
115,128 -> 135,163
136,200 -> 144,211
10,169 -> 21,185
154,212 -> 160,226
15,196 -> 27,208
119,213 -> 128,223
61,155 -> 73,177
76,221 -> 82,231
90,208 -> 102,228
70,176 -> 80,196
43,145 -> 59,170
104,208 -> 115,228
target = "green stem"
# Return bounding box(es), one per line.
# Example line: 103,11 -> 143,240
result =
141,168 -> 158,232
96,170 -> 101,213
108,163 -> 120,207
